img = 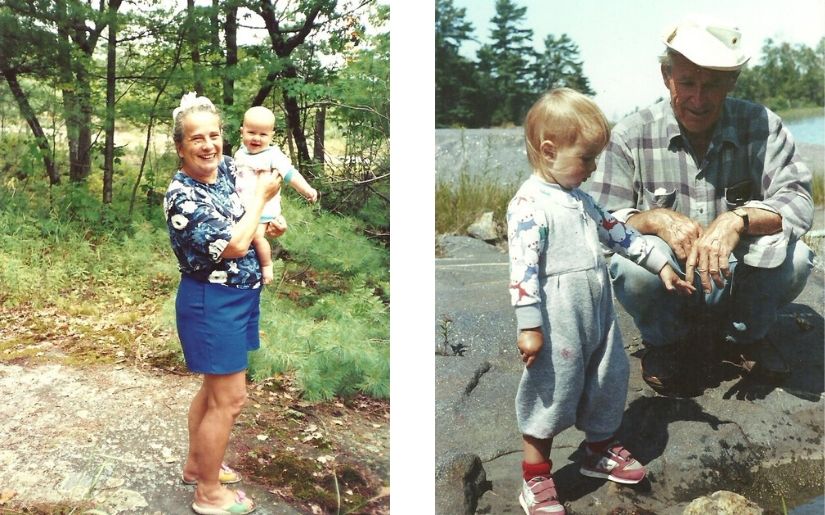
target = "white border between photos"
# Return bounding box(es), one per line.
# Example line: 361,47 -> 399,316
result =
389,0 -> 436,512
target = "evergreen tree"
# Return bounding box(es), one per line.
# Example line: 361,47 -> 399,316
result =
435,0 -> 483,127
532,33 -> 594,95
476,0 -> 535,126
733,37 -> 825,111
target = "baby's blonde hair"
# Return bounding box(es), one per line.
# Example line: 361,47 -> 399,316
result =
243,105 -> 277,129
524,88 -> 610,174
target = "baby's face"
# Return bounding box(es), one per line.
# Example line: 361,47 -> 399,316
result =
240,116 -> 274,153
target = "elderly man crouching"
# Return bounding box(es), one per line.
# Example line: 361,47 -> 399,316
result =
585,16 -> 815,393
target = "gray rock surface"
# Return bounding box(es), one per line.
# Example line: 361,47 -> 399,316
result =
467,211 -> 499,242
0,363 -> 300,514
435,453 -> 492,515
435,235 -> 824,515
435,128 -> 530,186
683,490 -> 763,514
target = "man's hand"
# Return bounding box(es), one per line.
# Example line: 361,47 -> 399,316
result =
517,328 -> 544,368
684,212 -> 744,293
628,208 -> 702,261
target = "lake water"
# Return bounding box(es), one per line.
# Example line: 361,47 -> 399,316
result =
786,115 -> 824,145
790,495 -> 824,514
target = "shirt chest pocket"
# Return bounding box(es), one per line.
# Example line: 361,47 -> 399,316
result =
724,179 -> 754,208
640,187 -> 678,211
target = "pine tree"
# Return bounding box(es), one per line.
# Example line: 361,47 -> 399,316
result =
435,0 -> 483,127
476,0 -> 535,126
532,33 -> 594,95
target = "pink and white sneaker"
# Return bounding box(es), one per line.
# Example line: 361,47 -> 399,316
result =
579,442 -> 646,484
518,475 -> 566,514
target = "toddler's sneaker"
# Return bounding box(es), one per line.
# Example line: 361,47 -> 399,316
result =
579,442 -> 646,484
518,475 -> 565,514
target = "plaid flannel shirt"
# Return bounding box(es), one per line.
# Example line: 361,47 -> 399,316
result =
585,98 -> 813,268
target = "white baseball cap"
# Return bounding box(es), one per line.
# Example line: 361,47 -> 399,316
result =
663,16 -> 749,71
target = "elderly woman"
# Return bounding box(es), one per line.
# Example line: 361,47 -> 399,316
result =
164,93 -> 281,515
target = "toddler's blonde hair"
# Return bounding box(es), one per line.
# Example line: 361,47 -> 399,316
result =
524,88 -> 610,174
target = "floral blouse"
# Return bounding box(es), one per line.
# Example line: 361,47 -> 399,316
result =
164,157 -> 262,288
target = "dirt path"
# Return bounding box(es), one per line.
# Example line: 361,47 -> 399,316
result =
0,362 -> 388,514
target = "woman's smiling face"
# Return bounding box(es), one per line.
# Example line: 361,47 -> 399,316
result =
177,110 -> 223,182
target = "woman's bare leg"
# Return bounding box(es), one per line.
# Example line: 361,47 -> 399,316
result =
182,381 -> 208,482
191,371 -> 249,507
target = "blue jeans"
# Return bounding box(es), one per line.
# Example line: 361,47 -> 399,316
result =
609,235 -> 814,347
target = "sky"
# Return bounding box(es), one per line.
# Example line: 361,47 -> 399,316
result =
450,0 -> 825,121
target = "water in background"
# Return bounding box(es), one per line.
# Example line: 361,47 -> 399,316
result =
790,495 -> 824,514
786,115 -> 824,145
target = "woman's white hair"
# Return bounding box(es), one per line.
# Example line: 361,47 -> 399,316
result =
172,92 -> 221,144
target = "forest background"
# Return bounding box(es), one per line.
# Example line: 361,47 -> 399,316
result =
436,0 -> 825,128
0,0 -> 390,402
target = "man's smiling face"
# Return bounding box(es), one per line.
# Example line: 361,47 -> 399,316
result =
662,52 -> 737,140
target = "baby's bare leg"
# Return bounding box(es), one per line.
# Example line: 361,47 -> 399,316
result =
252,224 -> 273,284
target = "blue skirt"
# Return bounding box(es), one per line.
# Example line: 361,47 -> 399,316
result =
175,275 -> 262,375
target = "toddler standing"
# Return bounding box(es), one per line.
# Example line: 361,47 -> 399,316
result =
233,106 -> 318,283
508,89 -> 695,514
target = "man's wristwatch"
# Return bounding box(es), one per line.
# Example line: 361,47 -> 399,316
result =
732,208 -> 749,234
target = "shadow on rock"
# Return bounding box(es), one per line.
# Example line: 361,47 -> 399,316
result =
533,397 -> 726,505
628,302 -> 823,402
772,303 -> 824,399
619,397 -> 732,467
547,398 -> 732,505
718,302 -> 824,402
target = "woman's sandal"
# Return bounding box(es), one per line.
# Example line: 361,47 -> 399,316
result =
182,463 -> 242,485
191,489 -> 255,515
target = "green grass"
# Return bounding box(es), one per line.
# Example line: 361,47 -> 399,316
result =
813,173 -> 824,206
776,106 -> 824,121
435,170 -> 516,236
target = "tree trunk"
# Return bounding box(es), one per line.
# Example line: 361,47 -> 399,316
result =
55,0 -> 82,182
0,67 -> 59,184
282,87 -> 311,167
187,0 -> 204,95
252,0 -> 328,168
251,68 -> 310,166
222,0 -> 238,155
313,104 -> 326,172
71,66 -> 93,182
129,30 -> 185,217
103,8 -> 117,204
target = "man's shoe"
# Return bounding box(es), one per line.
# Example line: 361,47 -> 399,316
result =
640,345 -> 679,393
518,475 -> 565,514
722,337 -> 789,382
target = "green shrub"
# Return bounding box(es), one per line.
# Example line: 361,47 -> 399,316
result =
250,285 -> 389,400
245,199 -> 389,399
435,170 -> 516,235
